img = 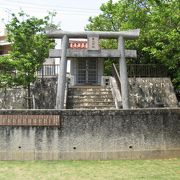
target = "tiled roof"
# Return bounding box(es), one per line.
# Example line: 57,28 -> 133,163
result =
69,40 -> 87,49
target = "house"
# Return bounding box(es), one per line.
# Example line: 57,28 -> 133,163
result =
0,36 -> 11,55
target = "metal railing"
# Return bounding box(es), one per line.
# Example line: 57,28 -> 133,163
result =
37,64 -> 60,78
127,64 -> 168,77
112,63 -> 121,94
0,64 -> 60,78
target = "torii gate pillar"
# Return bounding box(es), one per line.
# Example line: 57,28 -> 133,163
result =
118,36 -> 130,109
56,35 -> 68,109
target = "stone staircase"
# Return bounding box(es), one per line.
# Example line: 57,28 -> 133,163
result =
66,86 -> 116,109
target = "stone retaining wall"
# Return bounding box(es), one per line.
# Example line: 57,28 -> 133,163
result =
0,108 -> 179,160
0,77 -> 178,109
0,78 -> 57,109
129,78 -> 178,108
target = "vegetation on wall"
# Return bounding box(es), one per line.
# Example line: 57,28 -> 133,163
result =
86,0 -> 180,89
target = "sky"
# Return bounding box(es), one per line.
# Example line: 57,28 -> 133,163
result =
0,0 -> 113,35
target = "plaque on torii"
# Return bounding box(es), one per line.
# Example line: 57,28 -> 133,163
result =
47,29 -> 140,109
87,35 -> 99,50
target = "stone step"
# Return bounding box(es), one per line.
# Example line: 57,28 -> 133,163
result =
68,94 -> 113,99
67,98 -> 114,103
69,86 -> 110,89
67,101 -> 115,106
67,105 -> 116,109
68,91 -> 112,95
68,88 -> 111,92
66,86 -> 116,110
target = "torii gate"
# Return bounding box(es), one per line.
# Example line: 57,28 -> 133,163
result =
47,29 -> 140,109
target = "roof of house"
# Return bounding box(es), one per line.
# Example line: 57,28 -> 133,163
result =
0,36 -> 11,46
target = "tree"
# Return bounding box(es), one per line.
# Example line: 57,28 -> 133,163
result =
0,11 -> 57,107
0,55 -> 17,87
86,0 -> 180,89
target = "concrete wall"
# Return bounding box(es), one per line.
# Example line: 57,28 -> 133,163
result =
0,108 -> 179,160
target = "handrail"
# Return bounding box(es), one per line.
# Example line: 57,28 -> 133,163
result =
64,77 -> 70,109
112,63 -> 121,94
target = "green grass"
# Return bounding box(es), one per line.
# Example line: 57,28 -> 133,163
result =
0,159 -> 180,180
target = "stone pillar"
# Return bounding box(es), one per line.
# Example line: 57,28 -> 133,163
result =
118,36 -> 130,109
56,35 -> 68,109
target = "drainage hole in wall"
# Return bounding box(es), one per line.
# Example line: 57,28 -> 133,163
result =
18,146 -> 21,149
129,146 -> 133,149
73,147 -> 76,150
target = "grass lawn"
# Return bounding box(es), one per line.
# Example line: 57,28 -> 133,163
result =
0,159 -> 179,180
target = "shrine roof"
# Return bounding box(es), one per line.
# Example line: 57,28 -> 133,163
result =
69,40 -> 87,49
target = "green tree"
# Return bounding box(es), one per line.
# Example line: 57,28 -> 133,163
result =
0,11 -> 57,107
0,55 -> 17,87
86,0 -> 180,88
